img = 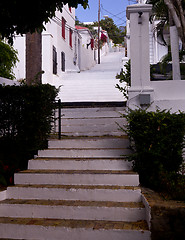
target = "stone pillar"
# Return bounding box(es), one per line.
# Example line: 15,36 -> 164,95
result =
126,3 -> 153,108
26,32 -> 42,85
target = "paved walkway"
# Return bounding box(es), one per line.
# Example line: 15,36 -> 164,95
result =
55,51 -> 126,102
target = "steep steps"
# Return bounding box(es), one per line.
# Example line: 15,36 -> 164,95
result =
0,107 -> 151,239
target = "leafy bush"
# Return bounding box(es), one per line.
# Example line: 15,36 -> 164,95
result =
121,108 -> 185,200
0,84 -> 58,186
0,40 -> 19,79
115,60 -> 130,99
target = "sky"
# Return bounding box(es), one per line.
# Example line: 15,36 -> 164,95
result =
76,0 -> 137,27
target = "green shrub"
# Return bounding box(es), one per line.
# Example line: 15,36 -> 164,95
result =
0,40 -> 19,80
0,84 -> 58,186
121,108 -> 185,200
159,171 -> 185,200
115,60 -> 130,99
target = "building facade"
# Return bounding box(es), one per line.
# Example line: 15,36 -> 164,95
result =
13,5 -> 96,85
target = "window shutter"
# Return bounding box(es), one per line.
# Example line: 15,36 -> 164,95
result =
69,29 -> 73,48
91,39 -> 94,50
61,52 -> 65,72
62,17 -> 66,39
53,46 -> 57,75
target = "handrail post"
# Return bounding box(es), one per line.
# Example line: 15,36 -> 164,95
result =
58,99 -> 61,140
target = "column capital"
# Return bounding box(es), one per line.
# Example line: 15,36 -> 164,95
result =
126,3 -> 152,20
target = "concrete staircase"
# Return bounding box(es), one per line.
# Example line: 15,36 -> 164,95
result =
0,107 -> 151,239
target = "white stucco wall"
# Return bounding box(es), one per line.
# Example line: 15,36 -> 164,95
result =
128,80 -> 185,113
13,36 -> 25,80
80,45 -> 95,71
0,77 -> 20,86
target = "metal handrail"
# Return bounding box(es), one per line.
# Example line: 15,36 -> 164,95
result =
58,99 -> 62,140
52,99 -> 62,140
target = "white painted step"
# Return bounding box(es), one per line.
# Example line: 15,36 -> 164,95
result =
14,170 -> 139,186
48,138 -> 129,149
28,158 -> 132,171
7,185 -> 142,202
0,218 -> 151,240
0,200 -> 146,222
37,149 -> 131,158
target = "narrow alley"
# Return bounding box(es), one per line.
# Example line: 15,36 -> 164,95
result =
55,51 -> 125,103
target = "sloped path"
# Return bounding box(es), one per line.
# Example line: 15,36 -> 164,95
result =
54,52 -> 125,102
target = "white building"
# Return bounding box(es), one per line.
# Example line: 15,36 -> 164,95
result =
13,5 -> 96,85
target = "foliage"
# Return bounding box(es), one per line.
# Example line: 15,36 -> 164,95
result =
115,60 -> 130,99
147,0 -> 185,50
161,48 -> 185,63
159,170 -> 185,200
0,0 -> 88,44
121,107 -> 185,201
0,84 -> 58,186
0,40 -> 19,79
100,33 -> 107,43
76,17 -> 124,44
150,49 -> 185,79
75,18 -> 98,38
99,18 -> 124,44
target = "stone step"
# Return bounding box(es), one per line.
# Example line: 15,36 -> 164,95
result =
58,122 -> 124,133
7,185 -> 142,202
58,117 -> 126,126
48,137 -> 129,149
14,170 -> 139,186
53,107 -> 127,136
0,217 -> 150,240
59,131 -> 124,137
28,158 -> 132,171
57,107 -> 126,118
37,148 -> 131,158
0,199 -> 146,222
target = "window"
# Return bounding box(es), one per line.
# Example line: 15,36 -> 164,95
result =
62,17 -> 66,39
53,46 -> 57,75
61,52 -> 65,72
69,29 -> 73,48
